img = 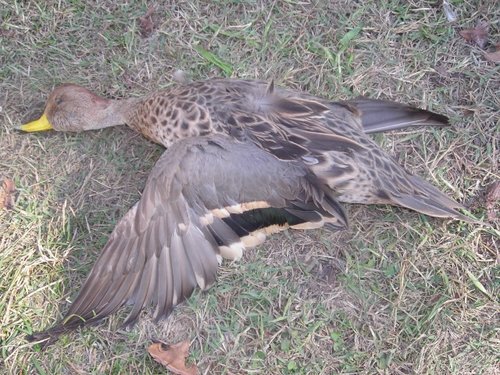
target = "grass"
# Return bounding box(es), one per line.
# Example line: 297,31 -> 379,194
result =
1,0 -> 499,373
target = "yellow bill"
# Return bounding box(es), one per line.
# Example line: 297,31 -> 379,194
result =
19,113 -> 53,132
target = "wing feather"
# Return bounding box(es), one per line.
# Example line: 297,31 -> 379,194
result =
28,135 -> 346,346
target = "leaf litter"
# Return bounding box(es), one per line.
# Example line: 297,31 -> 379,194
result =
458,21 -> 500,63
0,178 -> 16,210
459,21 -> 489,49
485,181 -> 500,221
148,340 -> 199,375
484,43 -> 500,63
138,6 -> 156,38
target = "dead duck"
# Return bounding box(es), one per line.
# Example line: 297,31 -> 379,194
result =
21,78 -> 473,345
22,79 -> 470,215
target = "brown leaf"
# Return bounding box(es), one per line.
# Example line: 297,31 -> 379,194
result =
148,340 -> 199,375
485,181 -> 500,221
484,43 -> 500,63
138,6 -> 156,38
0,178 -> 16,210
459,21 -> 489,49
484,50 -> 500,63
0,28 -> 15,38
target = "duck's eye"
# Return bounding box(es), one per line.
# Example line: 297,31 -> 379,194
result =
55,96 -> 64,105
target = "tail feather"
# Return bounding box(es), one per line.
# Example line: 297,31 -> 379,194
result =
317,151 -> 475,223
388,175 -> 475,222
345,98 -> 450,134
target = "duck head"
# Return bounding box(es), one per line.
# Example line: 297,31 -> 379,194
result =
20,84 -> 129,133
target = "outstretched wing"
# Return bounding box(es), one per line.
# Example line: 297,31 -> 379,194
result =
28,135 -> 347,346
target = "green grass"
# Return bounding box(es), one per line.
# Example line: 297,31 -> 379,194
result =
1,0 -> 499,374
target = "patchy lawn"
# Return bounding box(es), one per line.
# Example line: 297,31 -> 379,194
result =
1,1 -> 498,374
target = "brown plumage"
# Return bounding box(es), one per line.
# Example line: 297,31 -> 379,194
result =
27,135 -> 346,345
21,78 -> 473,345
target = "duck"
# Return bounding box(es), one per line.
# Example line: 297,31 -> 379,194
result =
20,78 -> 473,346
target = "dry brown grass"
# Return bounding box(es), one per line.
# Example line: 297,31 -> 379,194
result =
1,1 -> 499,374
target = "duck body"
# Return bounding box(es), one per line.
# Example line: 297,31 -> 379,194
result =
123,78 -> 465,213
21,78 -> 473,345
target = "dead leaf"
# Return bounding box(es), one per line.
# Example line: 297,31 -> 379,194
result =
138,6 -> 156,38
148,340 -> 199,375
0,178 -> 16,210
0,28 -> 15,38
435,66 -> 450,78
484,43 -> 500,63
485,181 -> 500,221
484,50 -> 500,63
459,21 -> 489,48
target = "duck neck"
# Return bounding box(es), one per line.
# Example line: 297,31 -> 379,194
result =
99,97 -> 141,128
